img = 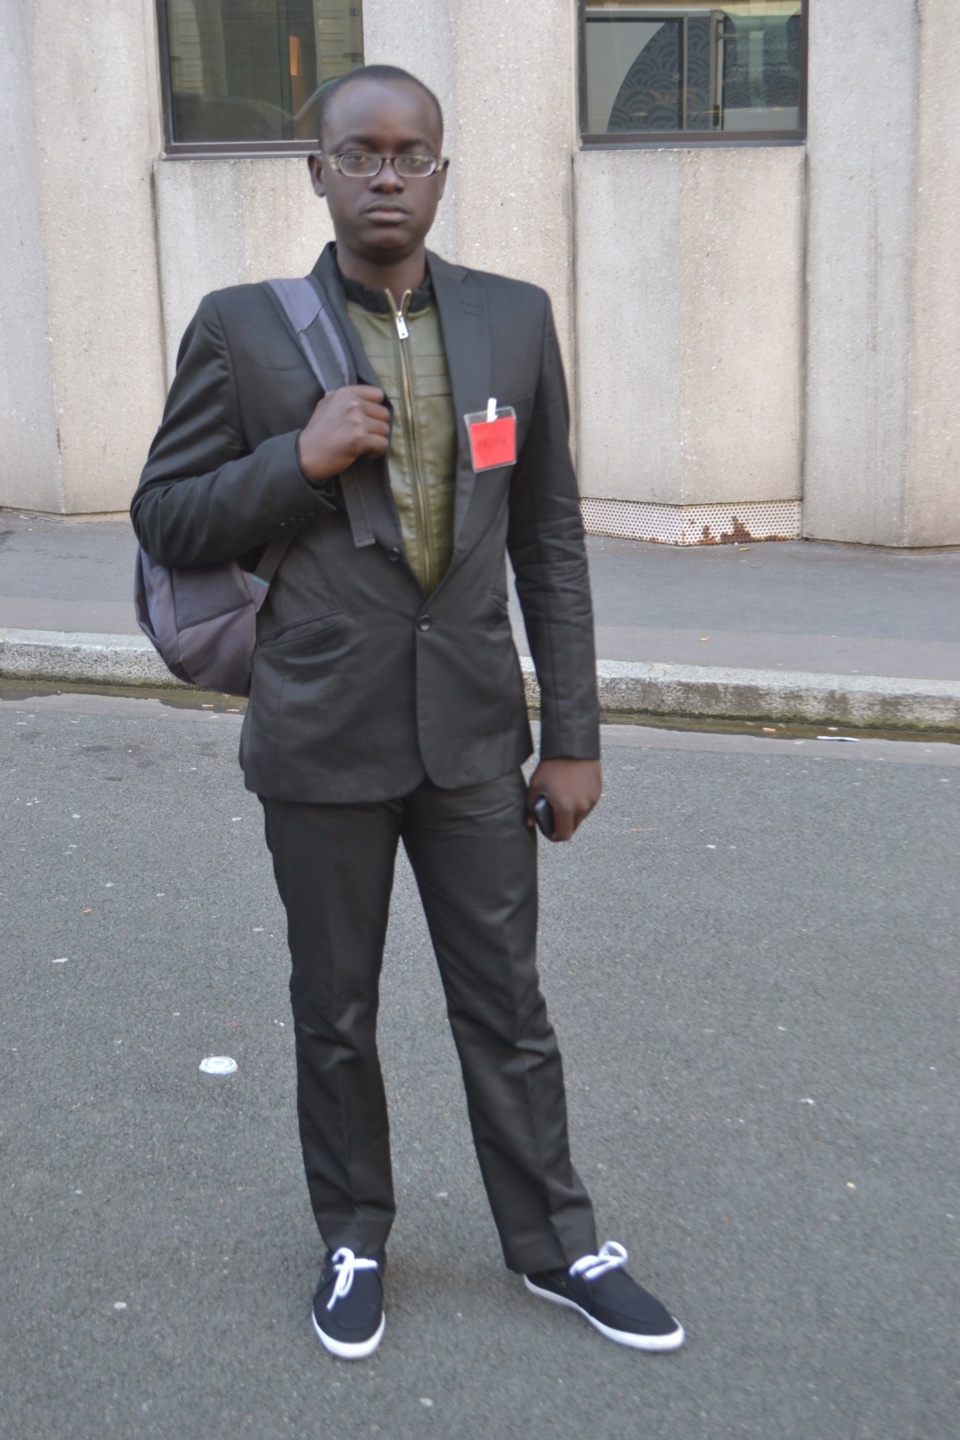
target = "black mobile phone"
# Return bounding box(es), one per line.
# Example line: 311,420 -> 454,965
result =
533,795 -> 555,839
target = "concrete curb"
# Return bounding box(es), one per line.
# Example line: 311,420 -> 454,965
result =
0,629 -> 187,689
2,629 -> 958,730
522,658 -> 960,730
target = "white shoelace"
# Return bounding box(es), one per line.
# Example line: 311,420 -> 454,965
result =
326,1247 -> 379,1311
569,1240 -> 629,1282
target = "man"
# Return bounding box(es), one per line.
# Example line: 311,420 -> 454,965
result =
132,65 -> 683,1361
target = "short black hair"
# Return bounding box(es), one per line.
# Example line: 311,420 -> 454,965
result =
316,65 -> 444,148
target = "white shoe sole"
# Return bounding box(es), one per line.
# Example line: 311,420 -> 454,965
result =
524,1276 -> 685,1352
312,1308 -> 385,1360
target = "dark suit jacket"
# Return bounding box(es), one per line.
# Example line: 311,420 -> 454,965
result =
132,245 -> 600,803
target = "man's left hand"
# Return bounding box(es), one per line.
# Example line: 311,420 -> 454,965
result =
526,757 -> 602,842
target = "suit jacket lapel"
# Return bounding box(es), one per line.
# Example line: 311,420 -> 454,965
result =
313,244 -> 383,391
428,251 -> 491,546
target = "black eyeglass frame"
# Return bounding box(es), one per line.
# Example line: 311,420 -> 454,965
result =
321,152 -> 450,178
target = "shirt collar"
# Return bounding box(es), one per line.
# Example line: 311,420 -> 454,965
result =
336,252 -> 434,315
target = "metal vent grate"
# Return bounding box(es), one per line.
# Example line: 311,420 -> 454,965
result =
581,499 -> 801,546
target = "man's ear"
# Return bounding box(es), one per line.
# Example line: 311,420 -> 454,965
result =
307,153 -> 326,199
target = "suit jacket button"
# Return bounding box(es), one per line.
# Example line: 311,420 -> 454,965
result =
387,546 -> 401,562
417,614 -> 432,632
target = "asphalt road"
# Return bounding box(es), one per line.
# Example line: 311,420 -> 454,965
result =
2,693 -> 958,1439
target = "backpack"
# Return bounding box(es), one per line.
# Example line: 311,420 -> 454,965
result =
134,275 -> 360,696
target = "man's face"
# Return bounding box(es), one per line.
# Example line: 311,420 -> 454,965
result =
309,79 -> 446,269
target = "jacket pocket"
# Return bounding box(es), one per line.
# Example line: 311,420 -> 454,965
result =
259,609 -> 346,648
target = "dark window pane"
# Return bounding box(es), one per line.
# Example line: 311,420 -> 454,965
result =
162,0 -> 363,147
605,21 -> 683,132
583,2 -> 804,138
719,9 -> 802,131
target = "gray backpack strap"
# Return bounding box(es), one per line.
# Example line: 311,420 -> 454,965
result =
247,534 -> 295,608
264,277 -> 376,549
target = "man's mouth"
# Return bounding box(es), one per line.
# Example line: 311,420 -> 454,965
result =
364,205 -> 410,221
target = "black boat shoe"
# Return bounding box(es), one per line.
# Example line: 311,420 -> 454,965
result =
312,1248 -> 385,1360
525,1240 -> 685,1352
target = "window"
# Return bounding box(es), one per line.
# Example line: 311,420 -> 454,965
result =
157,1 -> 363,155
580,1 -> 806,143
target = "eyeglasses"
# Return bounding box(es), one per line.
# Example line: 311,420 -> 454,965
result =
323,151 -> 448,179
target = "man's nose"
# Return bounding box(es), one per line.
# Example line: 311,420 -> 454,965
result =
372,158 -> 405,189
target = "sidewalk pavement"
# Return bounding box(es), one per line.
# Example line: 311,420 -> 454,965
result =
1,510 -> 958,730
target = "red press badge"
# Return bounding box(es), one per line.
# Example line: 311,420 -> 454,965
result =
466,399 -> 517,472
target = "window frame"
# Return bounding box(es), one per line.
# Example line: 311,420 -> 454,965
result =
155,0 -> 362,158
577,0 -> 808,149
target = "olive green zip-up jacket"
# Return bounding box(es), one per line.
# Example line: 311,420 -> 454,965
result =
345,275 -> 456,595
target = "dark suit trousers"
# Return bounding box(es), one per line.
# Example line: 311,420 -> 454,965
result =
260,770 -> 598,1273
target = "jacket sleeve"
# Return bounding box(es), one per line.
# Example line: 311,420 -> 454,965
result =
507,294 -> 600,760
131,292 -> 336,568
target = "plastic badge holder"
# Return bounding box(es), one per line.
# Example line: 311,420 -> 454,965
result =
465,399 -> 517,472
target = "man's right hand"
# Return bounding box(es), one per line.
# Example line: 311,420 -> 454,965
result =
296,384 -> 391,482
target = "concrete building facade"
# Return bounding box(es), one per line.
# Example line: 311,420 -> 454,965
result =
1,0 -> 957,547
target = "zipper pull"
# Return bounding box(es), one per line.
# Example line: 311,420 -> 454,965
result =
395,311 -> 409,341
